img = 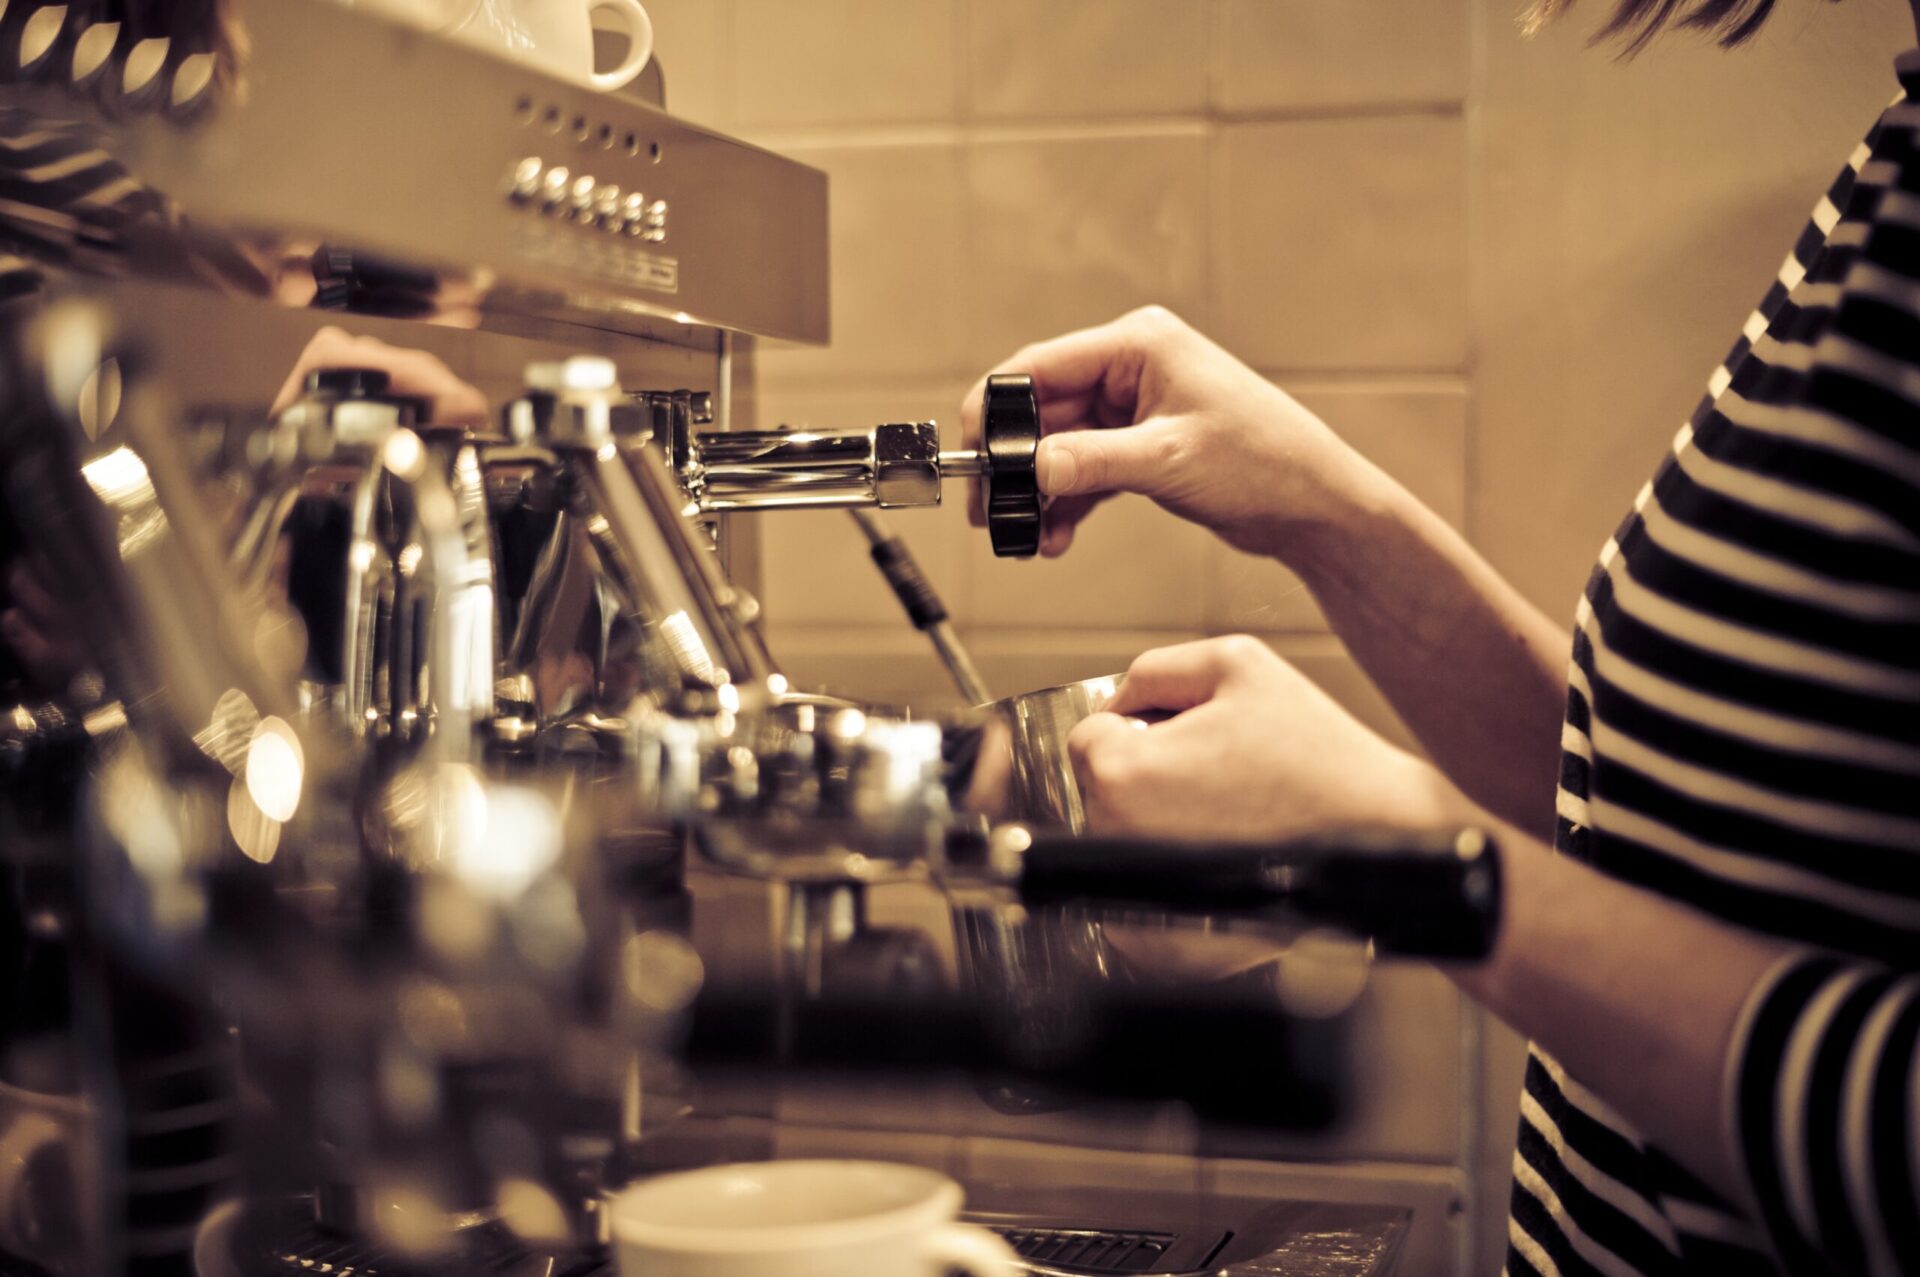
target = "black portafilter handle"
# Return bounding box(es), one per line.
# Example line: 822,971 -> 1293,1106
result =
1010,826 -> 1502,959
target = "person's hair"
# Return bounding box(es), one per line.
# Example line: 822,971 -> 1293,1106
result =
1523,0 -> 1817,54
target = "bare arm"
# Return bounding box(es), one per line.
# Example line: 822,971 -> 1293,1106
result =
1291,471 -> 1570,838
1449,811 -> 1780,1203
1071,638 -> 1920,1260
1454,808 -> 1919,1274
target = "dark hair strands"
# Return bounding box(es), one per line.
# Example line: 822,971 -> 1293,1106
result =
1525,0 -> 1831,56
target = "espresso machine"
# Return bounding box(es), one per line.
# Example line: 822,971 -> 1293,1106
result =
0,3 -> 1500,1274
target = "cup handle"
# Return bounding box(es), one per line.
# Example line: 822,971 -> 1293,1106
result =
587,0 -> 653,93
925,1222 -> 1021,1277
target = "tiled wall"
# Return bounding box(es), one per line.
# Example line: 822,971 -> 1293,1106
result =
640,1 -> 1917,1273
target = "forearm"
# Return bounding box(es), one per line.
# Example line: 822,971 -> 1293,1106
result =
1447,813 -> 1786,1207
1290,462 -> 1570,837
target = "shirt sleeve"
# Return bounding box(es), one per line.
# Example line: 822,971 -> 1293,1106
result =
1727,951 -> 1920,1277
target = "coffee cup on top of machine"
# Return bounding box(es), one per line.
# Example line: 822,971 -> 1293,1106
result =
348,0 -> 655,92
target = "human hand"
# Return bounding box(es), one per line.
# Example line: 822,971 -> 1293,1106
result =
960,307 -> 1378,560
270,327 -> 489,426
1068,635 -> 1461,842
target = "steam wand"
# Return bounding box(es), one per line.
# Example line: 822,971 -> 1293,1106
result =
846,507 -> 993,707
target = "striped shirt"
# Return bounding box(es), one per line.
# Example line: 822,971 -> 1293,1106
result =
1505,52 -> 1920,1277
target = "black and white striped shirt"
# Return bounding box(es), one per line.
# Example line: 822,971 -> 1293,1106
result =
1505,51 -> 1920,1277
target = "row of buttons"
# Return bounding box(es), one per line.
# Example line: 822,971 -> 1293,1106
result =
507,157 -> 667,242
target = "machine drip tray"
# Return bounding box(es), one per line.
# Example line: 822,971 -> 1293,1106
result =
968,1217 -> 1230,1274
214,1184 -> 1407,1277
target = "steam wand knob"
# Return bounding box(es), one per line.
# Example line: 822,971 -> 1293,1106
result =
941,373 -> 1040,559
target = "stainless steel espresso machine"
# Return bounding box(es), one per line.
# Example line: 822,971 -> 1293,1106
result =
0,4 -> 1501,1274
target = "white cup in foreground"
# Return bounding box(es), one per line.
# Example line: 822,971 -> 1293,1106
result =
610,1159 -> 1019,1277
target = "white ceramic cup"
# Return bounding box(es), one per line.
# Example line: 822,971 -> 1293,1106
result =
609,1159 -> 1020,1277
504,0 -> 653,92
358,0 -> 653,92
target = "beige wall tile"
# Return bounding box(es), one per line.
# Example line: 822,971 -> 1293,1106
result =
967,0 -> 1208,120
964,131 -> 1211,368
731,0 -> 957,127
1314,384 -> 1469,528
1215,117 -> 1468,371
756,142 -> 966,385
1215,0 -> 1470,114
967,496 -> 1210,630
639,0 -> 731,127
1207,554 -> 1327,634
1202,1158 -> 1462,1277
1204,384 -> 1468,635
767,627 -> 1196,711
998,629 -> 1196,697
965,630 -> 1206,703
766,627 -> 978,710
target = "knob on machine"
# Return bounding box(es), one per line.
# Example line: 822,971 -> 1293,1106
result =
658,372 -> 1045,559
978,372 -> 1041,559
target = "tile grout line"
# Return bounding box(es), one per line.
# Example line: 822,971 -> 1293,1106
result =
732,102 -> 1468,151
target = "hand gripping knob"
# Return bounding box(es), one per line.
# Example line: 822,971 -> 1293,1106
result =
980,374 -> 1041,558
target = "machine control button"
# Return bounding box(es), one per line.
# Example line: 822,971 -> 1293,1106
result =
539,165 -> 571,211
640,198 -> 669,242
568,173 -> 597,220
620,191 -> 649,236
593,182 -> 624,228
980,374 -> 1041,558
508,157 -> 544,202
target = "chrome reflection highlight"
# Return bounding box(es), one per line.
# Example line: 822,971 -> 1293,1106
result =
80,445 -> 168,560
194,687 -> 262,774
226,775 -> 282,865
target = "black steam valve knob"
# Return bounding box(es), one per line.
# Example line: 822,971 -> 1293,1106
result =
980,373 -> 1041,559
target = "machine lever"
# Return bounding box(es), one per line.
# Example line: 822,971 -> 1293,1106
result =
673,375 -> 1044,558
